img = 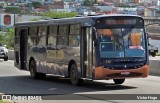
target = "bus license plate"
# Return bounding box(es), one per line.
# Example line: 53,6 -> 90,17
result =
121,72 -> 130,75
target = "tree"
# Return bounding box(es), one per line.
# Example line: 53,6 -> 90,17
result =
5,7 -> 21,14
26,3 -> 33,9
32,1 -> 42,9
40,11 -> 77,19
0,28 -> 14,49
5,28 -> 14,48
83,0 -> 95,7
0,32 -> 6,45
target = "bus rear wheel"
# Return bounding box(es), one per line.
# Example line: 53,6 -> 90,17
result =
70,64 -> 83,86
29,60 -> 46,79
113,79 -> 125,84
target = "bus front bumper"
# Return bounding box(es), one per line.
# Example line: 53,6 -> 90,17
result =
93,65 -> 149,80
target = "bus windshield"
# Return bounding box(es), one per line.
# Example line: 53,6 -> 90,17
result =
97,28 -> 145,58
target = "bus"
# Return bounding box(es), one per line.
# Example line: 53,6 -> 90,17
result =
14,15 -> 149,86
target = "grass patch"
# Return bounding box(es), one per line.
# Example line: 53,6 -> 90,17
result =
0,100 -> 13,103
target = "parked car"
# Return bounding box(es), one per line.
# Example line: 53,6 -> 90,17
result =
148,44 -> 158,57
0,43 -> 8,61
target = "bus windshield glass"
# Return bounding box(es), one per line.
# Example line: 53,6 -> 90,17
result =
97,28 -> 145,58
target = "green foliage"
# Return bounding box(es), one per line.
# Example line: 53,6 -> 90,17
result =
5,7 -> 21,14
83,0 -> 95,6
0,100 -> 13,103
32,1 -> 42,9
26,3 -> 33,7
40,11 -> 77,19
29,18 -> 42,21
0,32 -> 6,44
0,28 -> 14,49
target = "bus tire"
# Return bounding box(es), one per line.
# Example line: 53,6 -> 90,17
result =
70,64 -> 83,86
29,60 -> 46,79
37,73 -> 46,79
113,79 -> 125,84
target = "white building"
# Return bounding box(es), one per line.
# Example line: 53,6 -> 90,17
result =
50,4 -> 72,12
153,0 -> 160,6
119,0 -> 135,3
118,7 -> 137,15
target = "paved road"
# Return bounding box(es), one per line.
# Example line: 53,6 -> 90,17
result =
0,60 -> 160,103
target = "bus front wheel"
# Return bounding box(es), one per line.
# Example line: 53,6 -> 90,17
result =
113,79 -> 125,84
29,60 -> 46,79
70,64 -> 83,86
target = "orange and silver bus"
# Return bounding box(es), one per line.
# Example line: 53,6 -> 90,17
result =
14,15 -> 149,85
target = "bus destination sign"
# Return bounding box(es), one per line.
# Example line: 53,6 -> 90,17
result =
96,17 -> 144,26
105,19 -> 137,25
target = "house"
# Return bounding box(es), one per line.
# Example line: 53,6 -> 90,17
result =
144,7 -> 157,16
117,7 -> 137,15
153,0 -> 160,6
94,6 -> 114,14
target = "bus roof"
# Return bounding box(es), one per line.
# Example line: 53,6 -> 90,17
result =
15,14 -> 143,27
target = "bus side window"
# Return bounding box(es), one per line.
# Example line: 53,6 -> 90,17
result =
69,36 -> 80,46
57,25 -> 69,46
69,24 -> 80,47
37,26 -> 47,46
28,27 -> 37,46
48,25 -> 57,46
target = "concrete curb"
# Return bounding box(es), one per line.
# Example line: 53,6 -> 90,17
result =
8,50 -> 14,60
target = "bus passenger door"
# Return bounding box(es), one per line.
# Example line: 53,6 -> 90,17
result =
81,27 -> 93,78
19,28 -> 28,70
